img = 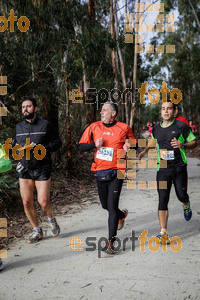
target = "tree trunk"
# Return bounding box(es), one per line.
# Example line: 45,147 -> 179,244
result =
129,0 -> 139,128
129,50 -> 137,128
82,59 -> 96,124
125,0 -> 127,14
188,0 -> 200,29
61,51 -> 72,163
88,0 -> 95,20
110,0 -> 118,92
114,0 -> 127,123
64,75 -> 72,162
85,0 -> 96,122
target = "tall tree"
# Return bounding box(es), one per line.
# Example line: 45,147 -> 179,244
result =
110,0 -> 118,91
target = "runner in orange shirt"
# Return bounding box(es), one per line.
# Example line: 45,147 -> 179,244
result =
174,105 -> 190,126
79,102 -> 137,254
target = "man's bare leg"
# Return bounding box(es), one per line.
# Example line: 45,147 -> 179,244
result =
35,177 -> 53,218
19,178 -> 38,227
35,177 -> 60,236
158,210 -> 168,230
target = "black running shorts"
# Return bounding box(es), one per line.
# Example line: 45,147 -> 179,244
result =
18,167 -> 51,181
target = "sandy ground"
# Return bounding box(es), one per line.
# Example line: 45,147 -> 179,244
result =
0,157 -> 200,300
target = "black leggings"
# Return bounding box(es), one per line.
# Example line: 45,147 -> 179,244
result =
157,165 -> 189,210
97,177 -> 124,242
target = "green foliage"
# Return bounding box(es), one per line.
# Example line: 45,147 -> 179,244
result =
0,174 -> 18,191
146,0 -> 200,121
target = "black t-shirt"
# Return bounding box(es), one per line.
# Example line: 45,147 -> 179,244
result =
152,119 -> 196,169
12,117 -> 62,169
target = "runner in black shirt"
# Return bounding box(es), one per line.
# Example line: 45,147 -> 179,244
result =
12,97 -> 62,244
138,101 -> 196,244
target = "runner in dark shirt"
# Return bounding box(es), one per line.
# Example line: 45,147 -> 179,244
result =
12,97 -> 62,244
138,101 -> 196,244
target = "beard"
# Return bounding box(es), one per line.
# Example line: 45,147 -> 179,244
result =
24,112 -> 35,119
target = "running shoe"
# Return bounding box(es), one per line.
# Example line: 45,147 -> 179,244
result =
183,202 -> 192,221
155,230 -> 170,245
118,209 -> 128,230
106,242 -> 115,255
49,217 -> 60,236
0,259 -> 4,271
27,228 -> 44,244
101,240 -> 115,254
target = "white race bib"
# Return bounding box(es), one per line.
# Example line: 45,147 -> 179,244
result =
96,147 -> 114,161
160,150 -> 174,160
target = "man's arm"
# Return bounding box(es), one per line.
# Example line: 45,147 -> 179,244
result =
138,139 -> 156,160
80,138 -> 103,152
170,138 -> 197,150
138,146 -> 150,160
79,142 -> 95,152
46,122 -> 62,152
171,123 -> 197,150
11,128 -> 16,148
123,126 -> 138,151
79,124 -> 103,152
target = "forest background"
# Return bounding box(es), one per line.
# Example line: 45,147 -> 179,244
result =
0,0 -> 199,244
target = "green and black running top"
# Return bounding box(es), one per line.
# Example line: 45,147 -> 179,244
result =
152,119 -> 196,170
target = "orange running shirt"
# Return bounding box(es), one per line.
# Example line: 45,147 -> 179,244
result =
79,121 -> 137,171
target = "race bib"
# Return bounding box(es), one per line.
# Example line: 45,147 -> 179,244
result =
160,150 -> 174,160
96,147 -> 114,161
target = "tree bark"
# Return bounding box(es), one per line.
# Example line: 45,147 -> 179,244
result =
64,74 -> 72,161
110,0 -> 118,91
114,0 -> 127,123
61,53 -> 72,162
129,0 -> 139,128
88,0 -> 95,20
188,0 -> 200,29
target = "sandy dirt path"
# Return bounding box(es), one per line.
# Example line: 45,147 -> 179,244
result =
1,158 -> 200,300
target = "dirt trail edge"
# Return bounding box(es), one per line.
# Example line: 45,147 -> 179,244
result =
1,158 -> 200,300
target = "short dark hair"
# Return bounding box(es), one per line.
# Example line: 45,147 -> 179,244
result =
105,101 -> 118,117
174,104 -> 179,110
22,96 -> 37,108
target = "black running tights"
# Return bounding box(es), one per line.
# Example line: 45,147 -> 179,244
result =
97,177 -> 124,242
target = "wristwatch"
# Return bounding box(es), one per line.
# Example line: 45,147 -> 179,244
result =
182,143 -> 187,149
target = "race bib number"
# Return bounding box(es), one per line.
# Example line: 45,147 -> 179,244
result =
160,150 -> 174,160
96,147 -> 114,161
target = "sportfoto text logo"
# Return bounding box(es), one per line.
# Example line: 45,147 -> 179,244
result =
69,81 -> 182,108
69,230 -> 182,258
0,9 -> 30,32
0,76 -> 8,117
3,138 -> 46,160
0,219 -> 7,259
116,138 -> 167,190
